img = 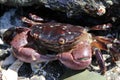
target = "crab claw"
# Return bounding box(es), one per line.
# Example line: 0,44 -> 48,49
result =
57,42 -> 92,70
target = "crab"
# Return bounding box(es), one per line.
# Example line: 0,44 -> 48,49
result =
3,13 -> 120,74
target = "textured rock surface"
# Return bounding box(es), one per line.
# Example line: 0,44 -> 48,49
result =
0,0 -> 120,17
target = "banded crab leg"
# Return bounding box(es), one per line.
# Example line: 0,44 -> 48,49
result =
90,22 -> 120,74
95,36 -> 120,61
29,13 -> 44,22
21,13 -> 45,26
93,48 -> 106,74
22,17 -> 42,26
90,23 -> 112,30
28,13 -> 53,23
91,36 -> 120,74
91,40 -> 107,74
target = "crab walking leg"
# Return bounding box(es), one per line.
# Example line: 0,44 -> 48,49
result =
94,49 -> 106,74
29,13 -> 44,22
95,36 -> 120,61
107,44 -> 120,61
91,40 -> 107,74
91,40 -> 107,50
90,23 -> 112,30
91,37 -> 120,74
95,36 -> 120,44
22,17 -> 42,26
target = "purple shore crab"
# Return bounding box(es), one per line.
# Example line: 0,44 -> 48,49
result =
3,13 -> 120,74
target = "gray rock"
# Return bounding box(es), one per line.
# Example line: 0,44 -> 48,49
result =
0,0 -> 120,17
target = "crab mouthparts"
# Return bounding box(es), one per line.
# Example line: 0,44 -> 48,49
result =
76,57 -> 90,61
73,56 -> 91,63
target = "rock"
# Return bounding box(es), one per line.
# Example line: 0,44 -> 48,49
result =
0,0 -> 120,17
1,60 -> 23,80
61,70 -> 106,80
0,38 -> 4,44
1,53 -> 16,67
30,75 -> 46,80
0,44 -> 10,60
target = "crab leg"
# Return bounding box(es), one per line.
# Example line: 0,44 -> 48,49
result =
90,23 -> 112,30
91,40 -> 107,50
94,48 -> 106,74
95,36 -> 120,60
107,44 -> 120,61
29,13 -> 44,22
22,17 -> 42,26
91,40 -> 109,74
95,36 -> 120,44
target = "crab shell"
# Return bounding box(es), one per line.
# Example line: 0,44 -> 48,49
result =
30,22 -> 90,52
30,22 -> 92,70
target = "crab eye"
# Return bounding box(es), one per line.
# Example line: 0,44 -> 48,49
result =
58,37 -> 66,45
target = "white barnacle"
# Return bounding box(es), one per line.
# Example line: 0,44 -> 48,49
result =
97,5 -> 106,16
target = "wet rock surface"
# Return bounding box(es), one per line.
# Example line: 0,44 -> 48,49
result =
0,4 -> 120,80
